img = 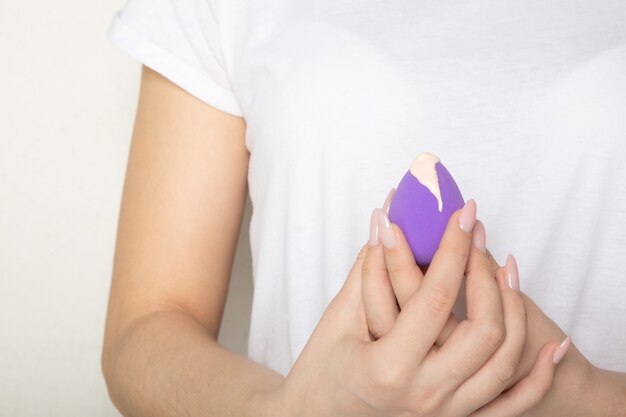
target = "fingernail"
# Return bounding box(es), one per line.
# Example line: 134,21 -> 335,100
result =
368,208 -> 380,246
472,220 -> 486,253
376,209 -> 397,248
553,335 -> 572,364
505,254 -> 520,291
458,199 -> 477,232
383,187 -> 395,215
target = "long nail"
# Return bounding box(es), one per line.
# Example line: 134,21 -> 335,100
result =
368,208 -> 380,246
553,336 -> 572,364
376,209 -> 397,249
505,254 -> 520,291
458,199 -> 477,232
472,220 -> 486,253
383,187 -> 395,215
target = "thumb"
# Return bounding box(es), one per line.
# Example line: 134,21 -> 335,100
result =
326,243 -> 369,326
379,220 -> 425,308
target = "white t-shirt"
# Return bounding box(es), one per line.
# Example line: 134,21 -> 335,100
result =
106,0 -> 626,377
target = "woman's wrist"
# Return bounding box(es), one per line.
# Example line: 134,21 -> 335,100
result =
523,344 -> 606,417
251,381 -> 295,417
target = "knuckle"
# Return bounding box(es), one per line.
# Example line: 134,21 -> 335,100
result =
361,261 -> 374,276
427,284 -> 456,314
443,241 -> 471,261
411,382 -> 446,415
385,259 -> 405,276
477,321 -> 506,350
447,362 -> 470,385
367,325 -> 382,342
361,260 -> 383,278
366,318 -> 389,341
493,361 -> 518,386
369,360 -> 407,392
513,303 -> 528,327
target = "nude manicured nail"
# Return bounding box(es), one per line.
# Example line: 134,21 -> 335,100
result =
472,220 -> 486,253
376,209 -> 397,249
505,254 -> 520,291
383,187 -> 395,215
553,336 -> 572,364
458,199 -> 477,232
368,208 -> 380,246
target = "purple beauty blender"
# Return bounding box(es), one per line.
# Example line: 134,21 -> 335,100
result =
388,152 -> 465,268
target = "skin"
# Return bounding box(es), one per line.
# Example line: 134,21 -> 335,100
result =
271,202 -> 562,417
361,209 -> 560,417
101,65 -> 284,417
364,195 -> 626,417
102,64 -> 625,416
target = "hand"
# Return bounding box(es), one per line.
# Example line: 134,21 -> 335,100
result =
482,256 -> 625,417
490,265 -> 625,417
268,200 -> 560,417
367,188 -> 622,417
362,193 -> 566,417
450,230 -> 621,416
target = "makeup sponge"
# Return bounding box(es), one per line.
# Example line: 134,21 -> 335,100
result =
388,152 -> 465,268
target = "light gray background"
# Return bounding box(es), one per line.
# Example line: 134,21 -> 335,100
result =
0,2 -> 253,415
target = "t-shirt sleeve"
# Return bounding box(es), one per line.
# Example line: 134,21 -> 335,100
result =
106,0 -> 244,117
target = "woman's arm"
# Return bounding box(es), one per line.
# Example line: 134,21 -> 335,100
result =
520,293 -> 626,417
102,64 -> 544,417
101,65 -> 283,417
364,196 -> 626,416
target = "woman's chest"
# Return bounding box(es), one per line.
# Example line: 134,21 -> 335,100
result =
222,1 -> 625,161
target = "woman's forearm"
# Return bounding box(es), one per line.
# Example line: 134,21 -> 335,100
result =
596,368 -> 626,417
527,357 -> 626,417
573,366 -> 626,416
102,309 -> 286,417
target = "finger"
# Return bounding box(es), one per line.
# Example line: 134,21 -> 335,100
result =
418,236 -> 501,278
452,264 -> 528,410
382,221 -> 461,346
325,243 -> 370,338
434,220 -> 507,389
362,209 -> 400,339
378,209 -> 460,344
380,186 -> 421,307
436,314 -> 460,346
485,248 -> 501,275
339,243 -> 369,296
435,246 -> 500,347
463,221 -> 504,327
375,199 -> 477,364
381,183 -> 462,345
380,222 -> 425,307
467,340 -> 566,417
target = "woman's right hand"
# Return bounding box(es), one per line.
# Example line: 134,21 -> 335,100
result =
264,200 -> 561,417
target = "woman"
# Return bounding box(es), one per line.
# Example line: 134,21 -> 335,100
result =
101,0 -> 626,415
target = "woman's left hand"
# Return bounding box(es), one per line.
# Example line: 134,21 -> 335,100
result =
364,190 -> 626,417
